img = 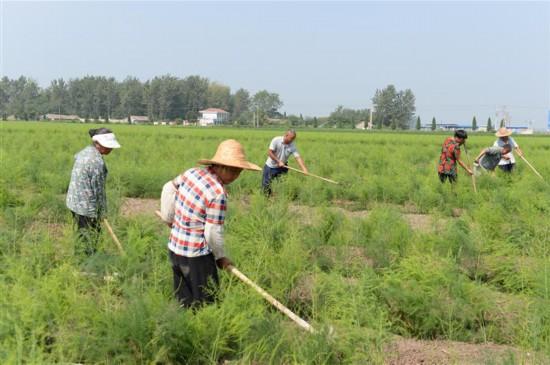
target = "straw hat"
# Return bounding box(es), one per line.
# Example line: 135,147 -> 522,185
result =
198,139 -> 261,171
495,127 -> 512,137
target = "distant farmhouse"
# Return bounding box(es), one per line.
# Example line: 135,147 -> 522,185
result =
107,118 -> 128,124
43,113 -> 81,121
199,108 -> 229,126
130,115 -> 149,124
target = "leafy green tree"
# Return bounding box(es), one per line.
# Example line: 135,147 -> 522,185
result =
500,119 -> 505,128
327,105 -> 369,128
8,76 -> 44,120
251,90 -> 283,122
487,117 -> 493,132
0,77 -> 12,119
415,116 -> 421,130
431,117 -> 436,131
181,75 -> 209,121
472,116 -> 477,131
230,88 -> 250,120
119,77 -> 145,120
145,75 -> 180,121
47,78 -> 69,115
371,85 -> 416,129
207,82 -> 231,111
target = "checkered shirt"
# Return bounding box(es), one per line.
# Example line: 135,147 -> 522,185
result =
168,167 -> 227,257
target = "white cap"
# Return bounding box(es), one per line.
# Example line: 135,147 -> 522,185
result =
92,133 -> 121,149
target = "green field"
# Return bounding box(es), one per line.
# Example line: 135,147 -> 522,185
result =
1,122 -> 549,364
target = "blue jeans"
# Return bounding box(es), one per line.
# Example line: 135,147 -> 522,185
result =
262,165 -> 288,195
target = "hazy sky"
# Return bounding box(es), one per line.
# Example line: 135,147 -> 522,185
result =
2,1 -> 550,128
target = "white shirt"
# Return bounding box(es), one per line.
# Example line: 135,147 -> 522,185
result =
493,137 -> 518,165
265,136 -> 300,168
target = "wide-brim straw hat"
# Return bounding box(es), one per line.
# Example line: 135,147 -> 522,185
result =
198,139 -> 261,171
495,127 -> 512,137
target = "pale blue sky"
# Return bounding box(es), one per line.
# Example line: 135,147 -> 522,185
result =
2,1 -> 549,128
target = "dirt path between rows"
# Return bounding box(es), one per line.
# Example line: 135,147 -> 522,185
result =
120,197 -> 445,232
386,337 -> 537,365
120,197 -> 159,218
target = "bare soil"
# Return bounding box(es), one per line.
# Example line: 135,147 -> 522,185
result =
404,213 -> 433,232
316,245 -> 375,268
385,337 -> 535,365
120,197 -> 445,233
120,197 -> 158,217
27,221 -> 66,238
289,203 -> 440,232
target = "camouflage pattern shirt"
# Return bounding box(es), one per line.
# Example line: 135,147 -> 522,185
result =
66,145 -> 108,218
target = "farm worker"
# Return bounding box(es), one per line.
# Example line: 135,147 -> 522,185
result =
168,139 -> 261,307
262,129 -> 308,195
437,129 -> 473,184
66,128 -> 121,255
493,127 -> 524,173
474,144 -> 512,174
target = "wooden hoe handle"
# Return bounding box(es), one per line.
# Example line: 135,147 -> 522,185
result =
285,165 -> 339,185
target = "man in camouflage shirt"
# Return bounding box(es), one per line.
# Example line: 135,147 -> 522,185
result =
66,128 -> 120,255
474,144 -> 512,173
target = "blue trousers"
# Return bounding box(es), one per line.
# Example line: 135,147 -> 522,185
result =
262,165 -> 288,195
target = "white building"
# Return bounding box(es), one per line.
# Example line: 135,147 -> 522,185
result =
130,115 -> 149,124
44,113 -> 81,121
198,108 -> 230,126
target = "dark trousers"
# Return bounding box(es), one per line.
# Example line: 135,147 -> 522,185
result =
498,163 -> 515,173
169,251 -> 219,308
262,165 -> 288,195
71,211 -> 101,256
438,172 -> 457,184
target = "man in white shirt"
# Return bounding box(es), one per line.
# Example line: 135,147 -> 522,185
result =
262,129 -> 308,195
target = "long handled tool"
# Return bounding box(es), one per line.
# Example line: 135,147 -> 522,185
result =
103,218 -> 126,255
463,145 -> 477,194
471,165 -> 477,193
285,165 -> 339,185
519,155 -> 544,180
154,210 -> 315,333
227,265 -> 315,333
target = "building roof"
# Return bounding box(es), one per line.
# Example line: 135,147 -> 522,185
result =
199,108 -> 229,114
45,113 -> 80,119
130,115 -> 149,121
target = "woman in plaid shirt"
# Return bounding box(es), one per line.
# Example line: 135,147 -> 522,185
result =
168,140 -> 260,307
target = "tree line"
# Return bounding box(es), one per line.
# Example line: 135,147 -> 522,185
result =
324,85 -> 417,129
1,76 -> 418,129
0,75 -> 283,124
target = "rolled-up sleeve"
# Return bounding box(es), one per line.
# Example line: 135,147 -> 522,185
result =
205,222 -> 225,259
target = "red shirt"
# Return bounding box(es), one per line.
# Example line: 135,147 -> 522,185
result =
438,137 -> 461,175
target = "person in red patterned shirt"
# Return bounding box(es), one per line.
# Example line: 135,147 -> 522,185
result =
438,130 -> 473,184
168,140 -> 260,307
